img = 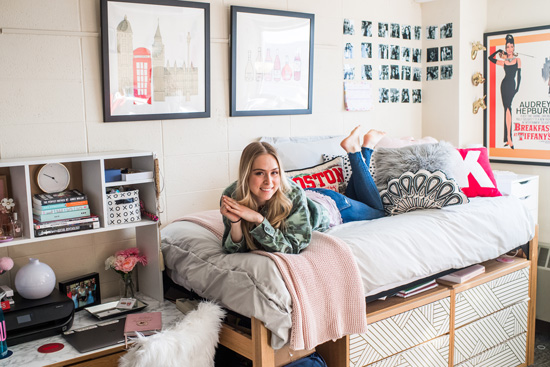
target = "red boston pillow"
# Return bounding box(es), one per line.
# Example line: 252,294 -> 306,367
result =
455,147 -> 501,197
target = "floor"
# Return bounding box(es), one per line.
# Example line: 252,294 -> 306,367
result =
533,321 -> 550,367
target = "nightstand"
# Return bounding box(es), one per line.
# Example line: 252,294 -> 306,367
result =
494,172 -> 539,223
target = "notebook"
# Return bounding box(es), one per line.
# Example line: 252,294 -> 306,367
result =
62,317 -> 126,353
124,312 -> 162,347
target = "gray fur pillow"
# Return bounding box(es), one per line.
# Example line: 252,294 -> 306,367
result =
373,141 -> 456,191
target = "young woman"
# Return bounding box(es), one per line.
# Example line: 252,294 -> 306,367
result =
220,126 -> 385,254
488,34 -> 521,149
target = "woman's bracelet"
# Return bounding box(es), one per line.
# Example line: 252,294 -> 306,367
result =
229,218 -> 241,223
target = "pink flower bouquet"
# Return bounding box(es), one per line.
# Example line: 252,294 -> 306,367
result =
105,247 -> 147,299
105,247 -> 147,275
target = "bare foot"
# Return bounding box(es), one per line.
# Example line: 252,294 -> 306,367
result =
362,129 -> 386,149
340,125 -> 363,153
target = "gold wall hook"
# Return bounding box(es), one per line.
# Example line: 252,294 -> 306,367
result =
472,72 -> 485,86
473,95 -> 487,114
471,41 -> 486,60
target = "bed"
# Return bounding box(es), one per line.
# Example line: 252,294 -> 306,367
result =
161,136 -> 539,367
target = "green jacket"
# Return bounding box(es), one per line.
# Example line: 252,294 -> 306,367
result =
221,179 -> 330,254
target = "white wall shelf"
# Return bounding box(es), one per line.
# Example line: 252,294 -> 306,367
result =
0,150 -> 163,303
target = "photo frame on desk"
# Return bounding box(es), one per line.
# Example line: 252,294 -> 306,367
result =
230,6 -> 315,116
59,272 -> 101,312
484,24 -> 550,166
100,0 -> 210,122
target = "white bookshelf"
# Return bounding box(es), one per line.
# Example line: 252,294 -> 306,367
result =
0,150 -> 163,303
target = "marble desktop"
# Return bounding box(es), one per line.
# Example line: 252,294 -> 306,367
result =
0,294 -> 182,367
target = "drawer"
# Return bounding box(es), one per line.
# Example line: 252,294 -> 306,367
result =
364,334 -> 449,367
350,297 -> 450,367
454,301 -> 528,365
454,332 -> 526,367
509,177 -> 538,199
516,191 -> 537,210
454,267 -> 529,328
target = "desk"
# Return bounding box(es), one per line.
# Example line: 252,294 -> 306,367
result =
0,295 -> 181,367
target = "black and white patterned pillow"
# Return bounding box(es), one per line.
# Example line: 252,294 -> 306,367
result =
379,169 -> 468,216
322,153 -> 376,188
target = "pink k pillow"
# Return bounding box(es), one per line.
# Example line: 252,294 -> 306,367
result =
454,147 -> 501,197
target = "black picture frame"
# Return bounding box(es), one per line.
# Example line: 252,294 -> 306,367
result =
484,24 -> 550,166
100,0 -> 210,122
230,6 -> 315,117
59,272 -> 101,312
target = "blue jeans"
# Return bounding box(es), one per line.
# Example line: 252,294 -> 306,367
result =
307,148 -> 384,223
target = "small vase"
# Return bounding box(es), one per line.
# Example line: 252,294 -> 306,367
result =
119,272 -> 135,299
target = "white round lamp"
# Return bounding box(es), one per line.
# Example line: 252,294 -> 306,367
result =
15,258 -> 56,299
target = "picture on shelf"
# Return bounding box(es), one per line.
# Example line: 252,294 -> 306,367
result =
59,272 -> 101,312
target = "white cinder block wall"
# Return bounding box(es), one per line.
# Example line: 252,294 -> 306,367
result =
0,0 -> 547,297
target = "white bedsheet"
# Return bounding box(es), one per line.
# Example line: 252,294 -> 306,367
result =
161,195 -> 535,350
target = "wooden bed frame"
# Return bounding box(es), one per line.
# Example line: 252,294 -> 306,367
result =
218,226 -> 539,367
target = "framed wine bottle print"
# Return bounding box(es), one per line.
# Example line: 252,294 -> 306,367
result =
230,6 -> 315,116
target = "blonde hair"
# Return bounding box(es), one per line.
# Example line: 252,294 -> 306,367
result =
234,142 -> 293,250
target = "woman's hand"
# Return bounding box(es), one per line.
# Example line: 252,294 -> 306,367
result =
221,195 -> 264,224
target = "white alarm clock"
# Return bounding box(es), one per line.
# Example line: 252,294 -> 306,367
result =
37,163 -> 71,193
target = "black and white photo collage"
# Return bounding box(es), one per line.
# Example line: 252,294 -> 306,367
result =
343,18 -> 422,104
426,22 -> 454,81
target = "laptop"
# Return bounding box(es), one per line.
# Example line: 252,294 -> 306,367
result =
62,317 -> 126,353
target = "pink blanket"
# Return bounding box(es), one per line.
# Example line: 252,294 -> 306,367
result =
177,210 -> 368,351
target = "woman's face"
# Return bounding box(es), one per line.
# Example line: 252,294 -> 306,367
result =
506,42 -> 514,57
248,154 -> 280,206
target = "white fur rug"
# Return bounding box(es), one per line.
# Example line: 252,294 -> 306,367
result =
119,301 -> 226,367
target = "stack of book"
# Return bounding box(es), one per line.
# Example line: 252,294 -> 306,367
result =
437,264 -> 486,284
33,189 -> 100,237
0,285 -> 14,311
396,280 -> 438,298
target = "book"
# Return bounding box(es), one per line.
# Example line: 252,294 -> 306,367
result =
33,204 -> 89,215
33,208 -> 91,223
124,312 -> 162,347
438,264 -> 486,284
33,200 -> 88,210
33,215 -> 99,229
34,221 -> 99,237
32,189 -> 87,206
396,280 -> 437,298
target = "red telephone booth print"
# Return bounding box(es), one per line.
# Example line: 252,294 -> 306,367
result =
133,47 -> 152,105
